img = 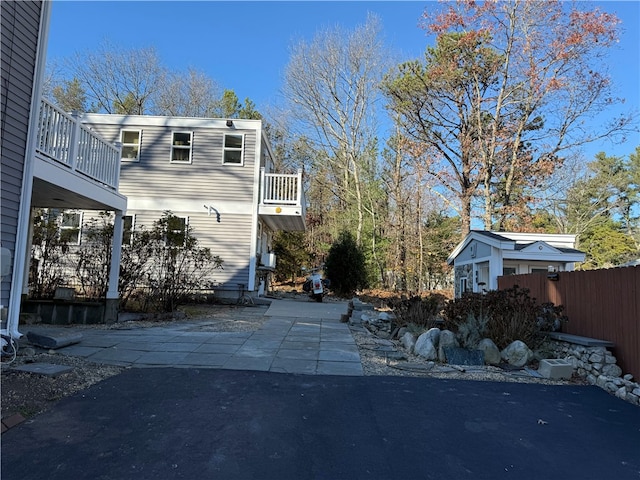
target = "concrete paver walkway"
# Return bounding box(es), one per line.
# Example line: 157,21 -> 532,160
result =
22,299 -> 363,376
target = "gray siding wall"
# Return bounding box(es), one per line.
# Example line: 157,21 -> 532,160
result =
127,210 -> 253,289
82,120 -> 260,291
86,122 -> 257,204
456,241 -> 492,263
1,0 -> 41,307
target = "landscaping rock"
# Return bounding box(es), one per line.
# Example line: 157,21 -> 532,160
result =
501,340 -> 533,368
424,327 -> 440,347
444,347 -> 484,366
438,330 -> 458,363
477,338 -> 501,365
401,332 -> 416,352
414,335 -> 437,360
602,364 -> 622,378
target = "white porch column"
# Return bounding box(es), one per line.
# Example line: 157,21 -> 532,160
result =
104,210 -> 124,323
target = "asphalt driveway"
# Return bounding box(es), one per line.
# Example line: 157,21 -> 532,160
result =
3,368 -> 639,480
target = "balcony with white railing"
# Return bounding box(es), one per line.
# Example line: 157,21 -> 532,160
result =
258,167 -> 306,231
33,99 -> 125,211
36,99 -> 121,189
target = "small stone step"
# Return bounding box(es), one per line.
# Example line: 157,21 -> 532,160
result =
13,363 -> 73,377
26,330 -> 83,349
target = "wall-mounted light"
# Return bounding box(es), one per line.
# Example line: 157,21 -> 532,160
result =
226,119 -> 234,127
204,204 -> 221,223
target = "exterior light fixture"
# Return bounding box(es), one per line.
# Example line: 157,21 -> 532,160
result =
226,120 -> 234,127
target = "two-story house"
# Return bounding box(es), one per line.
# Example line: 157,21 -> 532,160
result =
1,1 -> 126,339
81,114 -> 306,300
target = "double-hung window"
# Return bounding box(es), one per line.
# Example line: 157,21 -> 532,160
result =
171,131 -> 193,163
123,215 -> 135,245
59,210 -> 82,245
121,130 -> 141,161
223,133 -> 244,165
165,216 -> 188,247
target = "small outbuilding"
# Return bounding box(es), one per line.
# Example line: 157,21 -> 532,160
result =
447,231 -> 586,298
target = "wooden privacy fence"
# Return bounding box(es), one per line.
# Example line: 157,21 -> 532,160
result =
498,266 -> 640,380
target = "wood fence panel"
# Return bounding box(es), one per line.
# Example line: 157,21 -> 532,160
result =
498,266 -> 639,380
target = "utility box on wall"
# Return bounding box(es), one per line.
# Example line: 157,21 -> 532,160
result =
260,253 -> 276,269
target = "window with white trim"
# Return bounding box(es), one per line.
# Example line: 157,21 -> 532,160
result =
165,216 -> 189,247
171,131 -> 193,163
223,133 -> 244,165
59,210 -> 82,245
123,215 -> 134,245
121,129 -> 141,161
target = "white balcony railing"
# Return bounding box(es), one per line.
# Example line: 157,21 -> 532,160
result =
35,99 -> 121,190
260,167 -> 303,206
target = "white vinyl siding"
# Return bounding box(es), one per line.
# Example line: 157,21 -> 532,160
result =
126,210 -> 253,287
84,122 -> 257,205
80,118 -> 261,292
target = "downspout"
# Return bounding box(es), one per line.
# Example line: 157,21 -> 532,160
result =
7,0 -> 52,338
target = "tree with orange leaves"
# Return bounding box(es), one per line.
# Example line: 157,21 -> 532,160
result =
383,0 -> 635,235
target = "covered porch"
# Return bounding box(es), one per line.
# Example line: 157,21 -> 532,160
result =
14,99 -> 127,331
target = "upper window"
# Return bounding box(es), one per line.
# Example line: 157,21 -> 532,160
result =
171,131 -> 193,163
121,130 -> 141,162
223,133 -> 244,165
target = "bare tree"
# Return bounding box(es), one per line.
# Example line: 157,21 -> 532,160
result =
67,41 -> 166,114
154,67 -> 221,117
283,14 -> 389,245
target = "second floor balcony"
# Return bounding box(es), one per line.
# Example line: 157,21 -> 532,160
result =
33,99 -> 126,211
258,168 -> 306,232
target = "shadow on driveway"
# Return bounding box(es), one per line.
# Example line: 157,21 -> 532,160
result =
3,368 -> 639,479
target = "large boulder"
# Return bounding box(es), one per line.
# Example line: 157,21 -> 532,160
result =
438,330 -> 459,363
424,327 -> 440,347
401,332 -> 416,352
477,338 -> 501,365
414,334 -> 437,360
501,340 -> 534,367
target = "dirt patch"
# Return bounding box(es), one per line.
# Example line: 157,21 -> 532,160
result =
1,355 -> 122,419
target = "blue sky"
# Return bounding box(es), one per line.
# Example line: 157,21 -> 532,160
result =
47,1 -> 639,158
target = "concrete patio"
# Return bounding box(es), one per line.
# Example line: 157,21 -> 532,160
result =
21,299 -> 363,376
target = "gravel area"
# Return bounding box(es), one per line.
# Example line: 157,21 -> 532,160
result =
351,325 -> 582,386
